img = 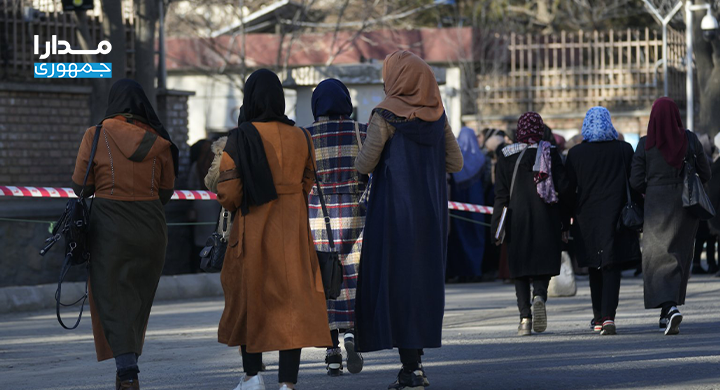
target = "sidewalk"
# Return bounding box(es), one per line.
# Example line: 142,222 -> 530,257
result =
0,273 -> 223,313
2,275 -> 720,389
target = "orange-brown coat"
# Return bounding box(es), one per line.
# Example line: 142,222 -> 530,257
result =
216,121 -> 331,352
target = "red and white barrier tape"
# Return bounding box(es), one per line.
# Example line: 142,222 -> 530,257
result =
0,186 -> 493,214
0,186 -> 217,201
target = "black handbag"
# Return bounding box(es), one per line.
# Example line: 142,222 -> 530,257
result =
683,131 -> 716,220
39,124 -> 102,330
619,161 -> 644,232
302,129 -> 343,300
199,208 -> 231,273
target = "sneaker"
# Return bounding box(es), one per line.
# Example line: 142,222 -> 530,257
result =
233,374 -> 265,390
388,369 -> 425,390
591,319 -> 602,332
659,316 -> 668,331
600,320 -> 616,335
344,333 -> 364,374
532,296 -> 547,333
664,307 -> 683,335
325,348 -> 343,377
518,318 -> 532,336
418,363 -> 430,387
116,379 -> 139,390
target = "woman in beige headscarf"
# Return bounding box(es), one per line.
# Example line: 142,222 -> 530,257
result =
354,50 -> 462,389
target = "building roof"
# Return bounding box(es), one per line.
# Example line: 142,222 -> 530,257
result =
210,0 -> 304,37
166,27 -> 475,72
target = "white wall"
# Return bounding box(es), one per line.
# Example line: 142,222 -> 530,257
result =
167,74 -> 297,144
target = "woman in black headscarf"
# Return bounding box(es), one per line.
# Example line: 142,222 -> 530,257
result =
215,69 -> 331,390
71,79 -> 177,390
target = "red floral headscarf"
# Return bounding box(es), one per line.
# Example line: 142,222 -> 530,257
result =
516,112 -> 544,144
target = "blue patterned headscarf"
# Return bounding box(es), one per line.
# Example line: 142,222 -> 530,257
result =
581,106 -> 618,142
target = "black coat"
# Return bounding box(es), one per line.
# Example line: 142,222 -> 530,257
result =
630,133 -> 711,308
708,158 -> 720,234
491,145 -> 570,278
565,140 -> 641,269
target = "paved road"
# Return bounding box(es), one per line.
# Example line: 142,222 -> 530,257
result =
2,274 -> 720,390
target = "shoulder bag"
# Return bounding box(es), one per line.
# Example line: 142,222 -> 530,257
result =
683,131 -> 716,220
619,159 -> 644,232
495,148 -> 527,244
302,129 -> 343,300
39,124 -> 102,330
199,208 -> 232,272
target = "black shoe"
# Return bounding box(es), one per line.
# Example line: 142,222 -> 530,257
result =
692,265 -> 707,275
664,307 -> 683,335
418,363 -> 430,387
388,369 -> 425,390
344,334 -> 363,374
708,264 -> 719,274
325,348 -> 343,377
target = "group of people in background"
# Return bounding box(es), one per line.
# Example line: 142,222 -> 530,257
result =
71,48 -> 717,390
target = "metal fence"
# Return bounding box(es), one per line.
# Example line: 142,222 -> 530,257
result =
1,0 -> 135,81
477,27 -> 687,118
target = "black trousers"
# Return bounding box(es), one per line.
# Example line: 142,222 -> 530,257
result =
241,346 -> 301,384
514,276 -> 550,319
398,348 -> 424,372
588,265 -> 621,321
693,225 -> 717,268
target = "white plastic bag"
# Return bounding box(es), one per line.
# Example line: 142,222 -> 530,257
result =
548,252 -> 577,297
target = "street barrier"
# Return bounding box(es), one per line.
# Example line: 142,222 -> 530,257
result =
0,186 -> 494,214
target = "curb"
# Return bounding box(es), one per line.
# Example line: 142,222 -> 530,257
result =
0,273 -> 223,314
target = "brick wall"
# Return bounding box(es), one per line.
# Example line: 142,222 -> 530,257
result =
0,83 -> 92,187
0,84 -> 196,287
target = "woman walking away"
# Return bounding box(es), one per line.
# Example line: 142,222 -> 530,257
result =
306,79 -> 368,377
565,107 -> 641,336
72,79 -> 178,390
491,112 -> 570,337
630,97 -> 711,335
216,69 -> 331,390
447,127 -> 487,282
354,50 -> 462,390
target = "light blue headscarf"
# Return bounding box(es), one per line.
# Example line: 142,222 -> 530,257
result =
581,106 -> 618,142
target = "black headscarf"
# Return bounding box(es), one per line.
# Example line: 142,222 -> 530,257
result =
104,78 -> 179,176
311,78 -> 353,121
224,69 -> 295,215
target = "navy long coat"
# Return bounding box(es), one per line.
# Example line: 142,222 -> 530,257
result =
355,115 -> 449,352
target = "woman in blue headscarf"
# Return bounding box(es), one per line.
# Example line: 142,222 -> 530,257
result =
306,78 -> 368,377
447,127 -> 487,282
566,106 -> 641,335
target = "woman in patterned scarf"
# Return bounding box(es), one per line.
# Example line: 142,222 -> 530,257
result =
491,112 -> 571,336
565,107 -> 641,335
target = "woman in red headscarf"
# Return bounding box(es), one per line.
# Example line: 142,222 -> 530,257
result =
490,112 -> 571,336
630,97 -> 711,335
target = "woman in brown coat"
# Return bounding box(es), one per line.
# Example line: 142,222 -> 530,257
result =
72,79 -> 178,390
216,69 -> 331,390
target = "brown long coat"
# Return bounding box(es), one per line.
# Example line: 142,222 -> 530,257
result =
216,121 -> 331,353
72,116 -> 175,361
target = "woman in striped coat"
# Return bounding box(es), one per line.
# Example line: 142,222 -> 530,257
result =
306,79 -> 367,377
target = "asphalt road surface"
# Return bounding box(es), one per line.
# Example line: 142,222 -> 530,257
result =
2,274 -> 720,390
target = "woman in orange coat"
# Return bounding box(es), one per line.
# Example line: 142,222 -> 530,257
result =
216,69 -> 331,390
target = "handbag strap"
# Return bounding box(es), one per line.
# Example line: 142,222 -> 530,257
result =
354,121 -> 363,151
55,258 -> 89,330
508,148 -> 528,201
301,128 -> 335,250
79,124 -> 102,199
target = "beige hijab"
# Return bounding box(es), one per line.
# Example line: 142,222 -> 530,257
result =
375,50 -> 445,122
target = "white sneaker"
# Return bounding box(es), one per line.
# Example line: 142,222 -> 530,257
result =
279,385 -> 293,390
233,374 -> 266,390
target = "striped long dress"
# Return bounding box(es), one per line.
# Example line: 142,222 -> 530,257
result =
306,116 -> 368,331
